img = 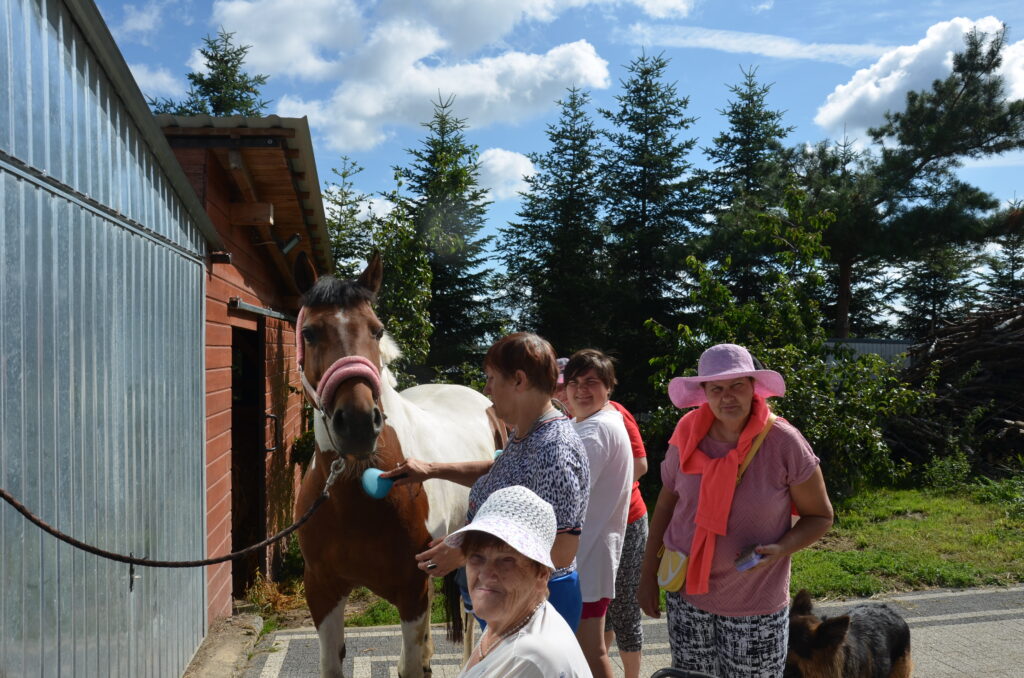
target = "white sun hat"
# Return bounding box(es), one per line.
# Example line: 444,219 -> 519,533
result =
444,485 -> 556,569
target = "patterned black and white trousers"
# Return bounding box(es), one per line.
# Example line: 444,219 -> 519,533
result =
665,593 -> 788,677
604,516 -> 648,652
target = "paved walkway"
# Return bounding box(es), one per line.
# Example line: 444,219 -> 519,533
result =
241,585 -> 1024,677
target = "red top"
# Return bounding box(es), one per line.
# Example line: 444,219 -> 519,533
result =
611,401 -> 648,523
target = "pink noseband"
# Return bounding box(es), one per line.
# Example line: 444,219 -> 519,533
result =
296,306 -> 382,410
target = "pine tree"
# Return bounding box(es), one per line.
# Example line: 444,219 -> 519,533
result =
149,29 -> 269,116
499,87 -> 606,354
808,25 -> 1024,337
700,66 -> 795,303
322,159 -> 432,372
598,52 -> 700,407
396,96 -> 501,377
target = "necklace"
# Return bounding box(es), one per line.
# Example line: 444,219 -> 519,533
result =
475,599 -> 545,661
511,408 -> 561,443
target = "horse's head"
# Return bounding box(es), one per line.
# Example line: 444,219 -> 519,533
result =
297,255 -> 387,459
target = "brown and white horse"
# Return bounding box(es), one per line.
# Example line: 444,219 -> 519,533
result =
293,255 -> 504,678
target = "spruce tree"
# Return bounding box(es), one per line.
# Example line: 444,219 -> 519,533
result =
499,87 -> 606,354
700,66 -> 795,303
894,244 -> 981,339
149,29 -> 269,116
322,159 -> 432,372
396,96 -> 501,377
980,201 -> 1024,308
599,52 -> 700,407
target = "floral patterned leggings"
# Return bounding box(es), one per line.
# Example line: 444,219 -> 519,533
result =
665,593 -> 788,678
603,516 -> 648,652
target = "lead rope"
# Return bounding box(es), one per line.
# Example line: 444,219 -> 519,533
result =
0,456 -> 346,568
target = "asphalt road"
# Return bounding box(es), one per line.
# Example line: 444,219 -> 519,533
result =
240,585 -> 1024,678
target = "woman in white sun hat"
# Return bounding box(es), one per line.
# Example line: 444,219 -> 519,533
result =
637,343 -> 834,678
450,485 -> 593,678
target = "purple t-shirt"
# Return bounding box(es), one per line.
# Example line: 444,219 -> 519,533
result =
660,417 -> 819,617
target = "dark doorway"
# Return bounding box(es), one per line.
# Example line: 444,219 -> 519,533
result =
231,326 -> 265,598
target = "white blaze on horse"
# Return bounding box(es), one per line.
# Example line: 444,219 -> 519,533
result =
294,255 -> 504,678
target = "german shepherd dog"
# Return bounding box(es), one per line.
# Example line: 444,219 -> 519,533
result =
785,589 -> 913,678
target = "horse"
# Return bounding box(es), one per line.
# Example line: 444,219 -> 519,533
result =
293,254 -> 505,678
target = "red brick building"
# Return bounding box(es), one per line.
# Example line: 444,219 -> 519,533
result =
159,115 -> 332,620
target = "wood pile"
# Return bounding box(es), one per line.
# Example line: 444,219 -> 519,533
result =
889,305 -> 1024,470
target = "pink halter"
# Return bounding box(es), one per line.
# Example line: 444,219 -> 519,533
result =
296,306 -> 382,411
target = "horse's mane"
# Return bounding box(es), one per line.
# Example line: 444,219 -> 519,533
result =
301,275 -> 375,309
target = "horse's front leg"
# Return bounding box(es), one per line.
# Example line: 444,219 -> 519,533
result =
396,583 -> 434,677
316,594 -> 349,678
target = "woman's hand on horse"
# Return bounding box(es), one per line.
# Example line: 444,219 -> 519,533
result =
381,458 -> 434,487
415,538 -> 465,578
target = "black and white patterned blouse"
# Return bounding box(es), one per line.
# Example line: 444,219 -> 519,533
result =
467,416 -> 590,576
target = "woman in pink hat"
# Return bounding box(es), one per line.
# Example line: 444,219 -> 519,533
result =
637,343 -> 834,678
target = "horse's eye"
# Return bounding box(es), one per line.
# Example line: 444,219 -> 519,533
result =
372,327 -> 385,341
301,328 -> 316,344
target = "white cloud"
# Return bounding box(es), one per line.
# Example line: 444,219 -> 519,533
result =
753,0 -> 774,12
815,17 -> 1024,138
129,62 -> 185,98
280,39 -> 610,152
479,149 -> 536,200
358,198 -> 396,221
211,0 -> 363,81
113,1 -> 164,44
623,23 -> 889,66
631,0 -> 696,19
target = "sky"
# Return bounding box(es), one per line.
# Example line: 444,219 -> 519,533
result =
98,0 -> 1024,249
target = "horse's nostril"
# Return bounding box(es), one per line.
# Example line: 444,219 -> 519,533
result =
332,409 -> 346,433
372,407 -> 383,431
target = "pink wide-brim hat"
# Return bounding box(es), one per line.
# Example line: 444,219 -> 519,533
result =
668,343 -> 785,409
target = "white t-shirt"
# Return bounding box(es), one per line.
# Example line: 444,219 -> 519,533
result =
458,601 -> 593,678
573,408 -> 633,602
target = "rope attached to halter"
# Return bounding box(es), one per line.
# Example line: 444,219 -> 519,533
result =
0,457 -> 346,568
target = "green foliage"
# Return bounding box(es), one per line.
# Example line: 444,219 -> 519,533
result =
149,29 -> 269,116
923,450 -> 972,491
290,429 -> 316,471
396,96 -> 503,376
972,475 -> 1024,521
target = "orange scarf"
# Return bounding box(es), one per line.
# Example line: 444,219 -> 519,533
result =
668,394 -> 770,595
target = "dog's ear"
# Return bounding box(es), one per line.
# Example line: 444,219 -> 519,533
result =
792,589 -> 814,616
815,615 -> 851,650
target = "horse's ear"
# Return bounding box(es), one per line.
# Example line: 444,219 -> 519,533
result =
358,252 -> 383,296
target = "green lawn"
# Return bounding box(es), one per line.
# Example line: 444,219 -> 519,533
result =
792,486 -> 1024,599
339,484 -> 1024,625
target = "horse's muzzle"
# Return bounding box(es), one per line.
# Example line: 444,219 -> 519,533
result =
330,402 -> 384,457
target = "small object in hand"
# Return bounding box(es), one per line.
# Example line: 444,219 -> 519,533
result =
426,561 -> 437,570
735,545 -> 763,571
361,467 -> 395,499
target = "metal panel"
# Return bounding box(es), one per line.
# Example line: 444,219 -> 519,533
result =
0,0 -> 205,254
1,0 -> 208,674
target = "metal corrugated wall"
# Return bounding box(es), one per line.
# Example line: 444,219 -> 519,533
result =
1,0 -> 207,675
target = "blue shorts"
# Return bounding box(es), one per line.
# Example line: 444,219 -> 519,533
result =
456,568 -> 582,632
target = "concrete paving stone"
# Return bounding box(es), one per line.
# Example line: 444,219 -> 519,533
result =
241,585 -> 1024,677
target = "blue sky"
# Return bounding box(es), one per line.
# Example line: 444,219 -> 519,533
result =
99,0 -> 1024,246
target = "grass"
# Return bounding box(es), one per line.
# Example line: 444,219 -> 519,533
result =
249,481 -> 1024,626
791,485 -> 1024,599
